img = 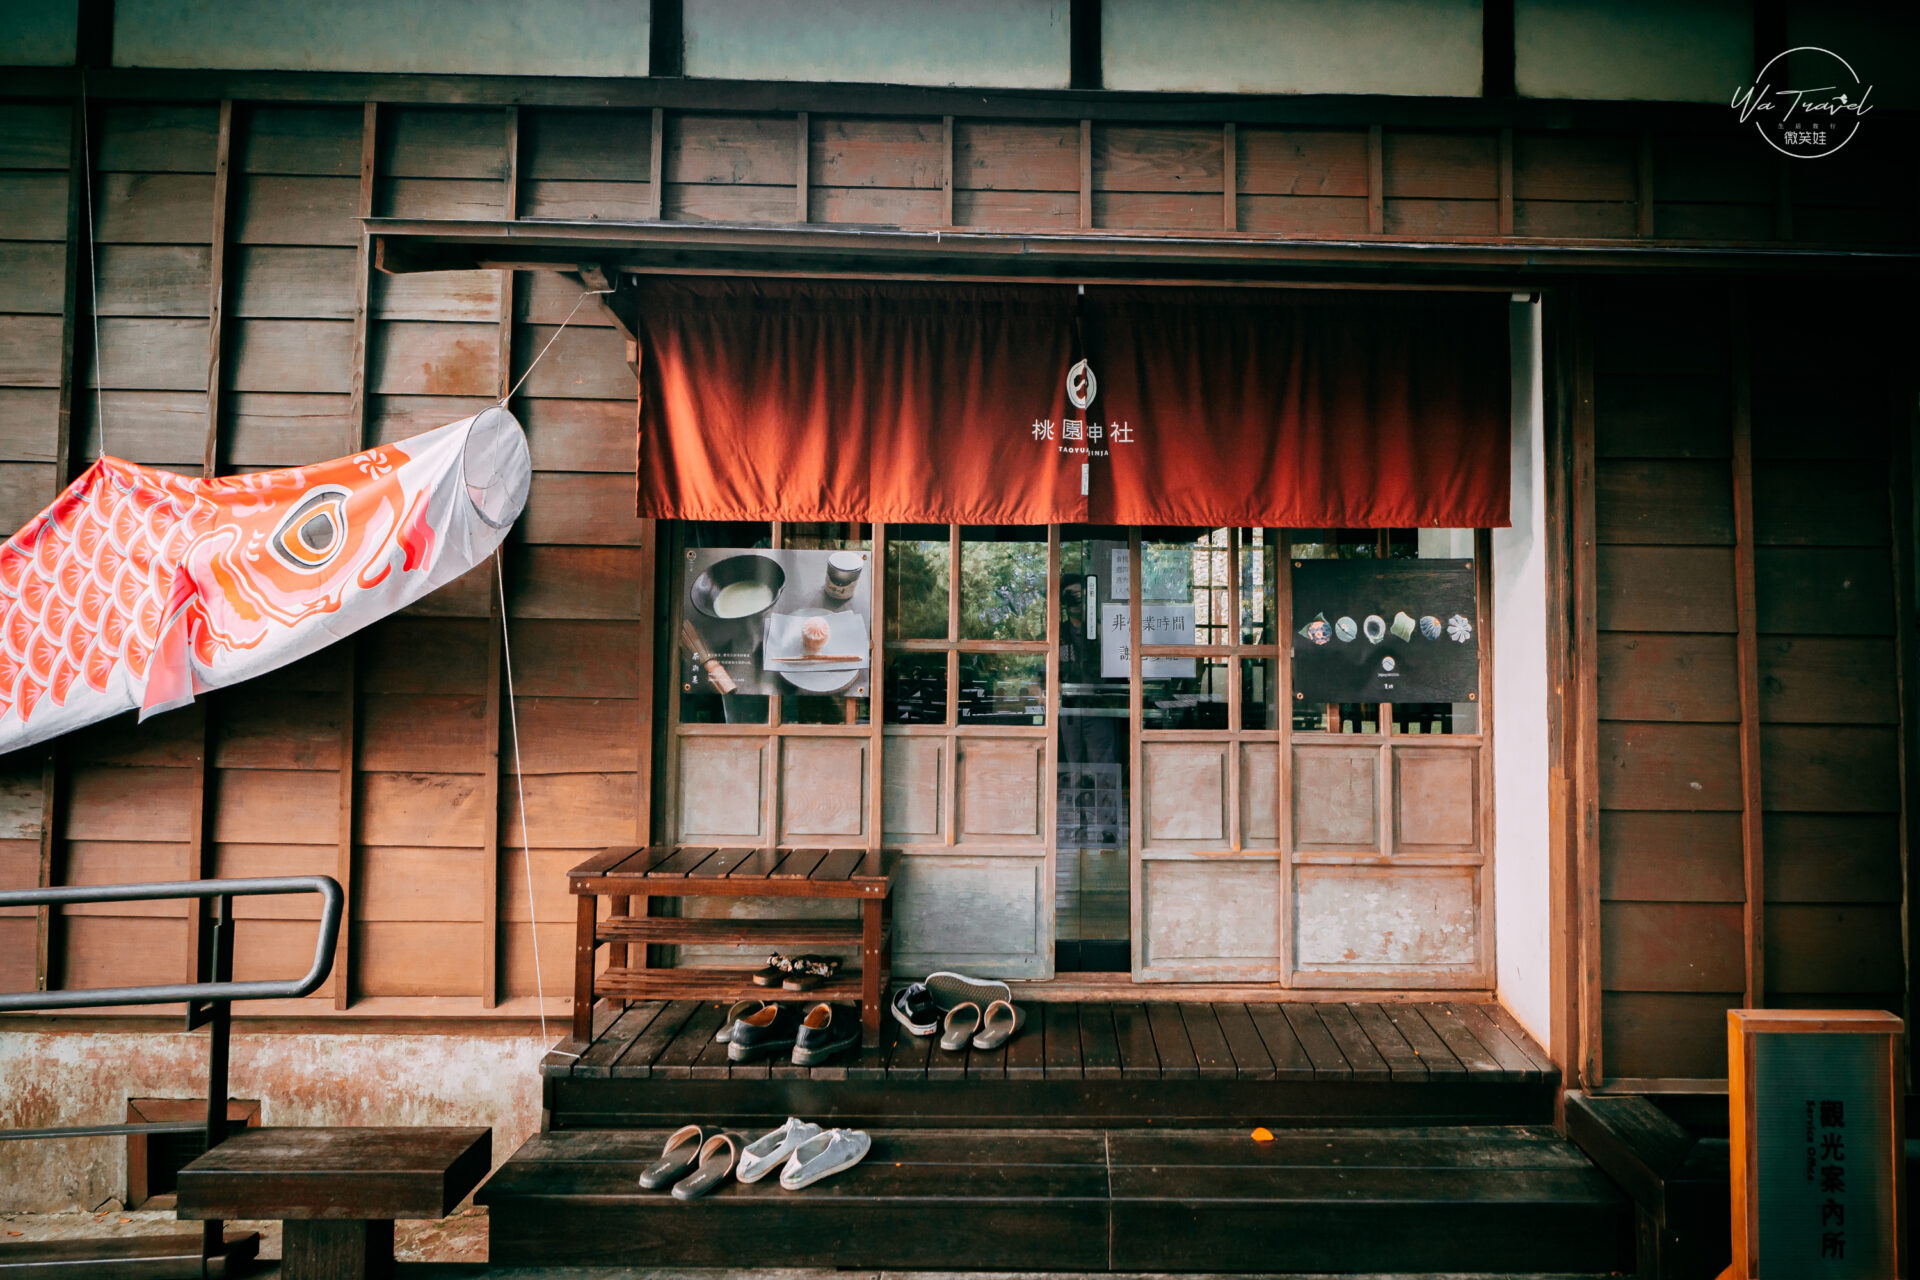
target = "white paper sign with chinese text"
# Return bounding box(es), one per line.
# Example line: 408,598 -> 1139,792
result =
1100,603 -> 1196,678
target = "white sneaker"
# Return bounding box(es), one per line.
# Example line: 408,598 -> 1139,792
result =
737,1117 -> 821,1184
779,1128 -> 871,1190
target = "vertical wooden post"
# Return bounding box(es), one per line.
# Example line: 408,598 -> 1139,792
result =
1275,535 -> 1295,987
1728,287 -> 1765,1010
1078,120 -> 1093,230
479,105 -> 518,1009
1221,122 -> 1236,231
1570,288 -> 1602,1086
1125,529 -> 1142,979
1541,288 -> 1580,1090
1635,135 -> 1655,238
1496,127 -> 1515,236
187,99 -> 238,986
866,523 -> 885,860
647,108 -> 665,221
940,117 -> 955,228
794,112 -> 808,224
334,101 -> 379,1011
1366,125 -> 1385,234
38,93 -> 93,990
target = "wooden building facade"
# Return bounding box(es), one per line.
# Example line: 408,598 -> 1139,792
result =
1,0 -> 1916,1215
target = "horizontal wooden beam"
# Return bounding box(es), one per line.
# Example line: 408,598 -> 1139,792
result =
371,219 -> 1920,286
8,65 -> 1912,134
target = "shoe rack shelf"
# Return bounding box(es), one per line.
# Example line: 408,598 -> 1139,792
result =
568,846 -> 896,1047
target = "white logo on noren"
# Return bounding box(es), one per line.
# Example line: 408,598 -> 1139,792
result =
1066,359 -> 1097,411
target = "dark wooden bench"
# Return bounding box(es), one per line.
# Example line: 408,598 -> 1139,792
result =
568,845 -> 894,1046
175,1127 -> 490,1280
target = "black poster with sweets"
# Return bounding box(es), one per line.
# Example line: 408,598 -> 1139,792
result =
1291,559 -> 1477,704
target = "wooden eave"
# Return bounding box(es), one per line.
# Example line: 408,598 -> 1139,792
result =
9,64 -> 1907,134
369,217 -> 1920,288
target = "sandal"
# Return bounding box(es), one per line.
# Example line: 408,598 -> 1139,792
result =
751,953 -> 793,988
637,1123 -> 720,1189
782,954 -> 839,992
672,1131 -> 746,1201
971,998 -> 1026,1050
940,1001 -> 982,1051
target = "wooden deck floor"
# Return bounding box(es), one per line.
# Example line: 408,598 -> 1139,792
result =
542,999 -> 1559,1131
545,998 -> 1551,1083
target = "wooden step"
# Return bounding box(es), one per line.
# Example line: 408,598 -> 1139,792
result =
480,1125 -> 1631,1273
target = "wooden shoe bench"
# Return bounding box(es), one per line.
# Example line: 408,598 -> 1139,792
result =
568,846 -> 895,1047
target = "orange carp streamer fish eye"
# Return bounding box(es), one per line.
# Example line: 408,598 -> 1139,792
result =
0,408 -> 530,752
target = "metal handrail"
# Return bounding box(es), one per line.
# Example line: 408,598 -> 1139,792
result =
0,875 -> 342,1013
0,875 -> 342,1269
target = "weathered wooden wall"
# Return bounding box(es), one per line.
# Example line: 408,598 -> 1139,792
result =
0,83 -> 1913,1032
1580,280 -> 1910,1084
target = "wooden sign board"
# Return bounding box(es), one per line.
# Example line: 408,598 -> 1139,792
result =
1724,1009 -> 1906,1279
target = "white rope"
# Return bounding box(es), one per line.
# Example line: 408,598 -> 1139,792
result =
495,548 -> 555,1048
79,73 -> 107,459
491,282 -> 617,1052
499,287 -> 614,407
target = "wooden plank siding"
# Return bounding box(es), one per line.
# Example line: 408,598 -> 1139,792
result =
0,91 -> 1912,1025
1589,284 -> 1745,1081
1586,280 -> 1911,1082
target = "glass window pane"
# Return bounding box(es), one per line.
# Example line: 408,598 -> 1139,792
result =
1410,527 -> 1478,732
885,525 -> 950,641
1142,656 -> 1229,730
960,527 -> 1048,641
958,652 -> 1047,725
782,695 -> 871,725
677,520 -> 772,724
1392,701 -> 1478,734
1142,528 -> 1229,646
783,522 -> 871,551
883,650 -> 947,724
1240,657 -> 1278,731
1239,528 -> 1278,645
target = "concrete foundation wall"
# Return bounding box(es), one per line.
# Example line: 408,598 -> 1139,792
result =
0,1029 -> 547,1213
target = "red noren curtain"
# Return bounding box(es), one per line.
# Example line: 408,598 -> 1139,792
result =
635,279 -> 1511,528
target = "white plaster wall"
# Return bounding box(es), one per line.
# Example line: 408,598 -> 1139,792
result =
682,0 -> 1071,88
1492,298 -> 1551,1047
0,1031 -> 548,1213
112,0 -> 650,76
1515,0 -> 1752,102
1102,0 -> 1483,96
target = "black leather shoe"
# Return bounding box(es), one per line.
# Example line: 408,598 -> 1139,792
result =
727,1002 -> 801,1062
792,1003 -> 861,1066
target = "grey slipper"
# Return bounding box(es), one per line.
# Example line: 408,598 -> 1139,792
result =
715,999 -> 768,1043
939,1001 -> 982,1051
971,998 -> 1026,1050
779,1128 -> 871,1190
671,1131 -> 745,1200
637,1123 -> 719,1189
925,970 -> 1012,1013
